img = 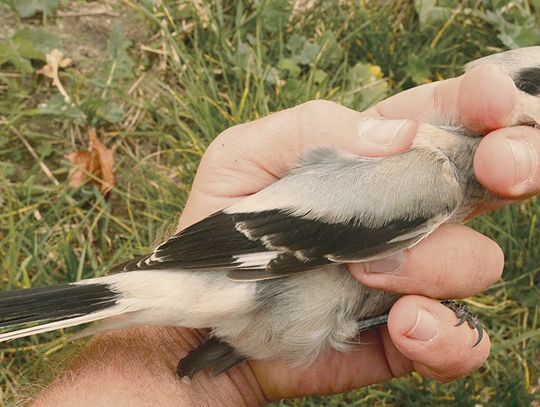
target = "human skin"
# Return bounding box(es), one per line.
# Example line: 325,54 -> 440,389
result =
30,65 -> 540,406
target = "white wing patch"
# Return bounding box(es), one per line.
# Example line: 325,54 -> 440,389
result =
134,252 -> 161,268
233,251 -> 280,269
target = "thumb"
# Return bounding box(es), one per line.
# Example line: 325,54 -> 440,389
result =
387,295 -> 490,382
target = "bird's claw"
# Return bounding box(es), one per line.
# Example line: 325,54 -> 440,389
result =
473,320 -> 484,347
440,300 -> 484,347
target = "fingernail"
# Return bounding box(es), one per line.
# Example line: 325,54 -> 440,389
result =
507,137 -> 538,190
365,251 -> 405,273
358,118 -> 410,146
406,307 -> 439,341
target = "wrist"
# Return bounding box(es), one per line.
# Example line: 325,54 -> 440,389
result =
31,327 -> 268,407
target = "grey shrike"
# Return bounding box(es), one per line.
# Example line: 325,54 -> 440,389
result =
1,47 -> 539,378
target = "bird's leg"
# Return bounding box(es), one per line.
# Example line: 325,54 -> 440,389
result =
356,314 -> 389,332
356,300 -> 484,347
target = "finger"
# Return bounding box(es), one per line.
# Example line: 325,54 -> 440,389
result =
474,125 -> 540,198
249,330 -> 393,400
349,224 -> 504,298
458,64 -> 517,134
374,81 -> 447,122
379,65 -> 539,200
179,101 -> 417,228
385,295 -> 490,381
201,101 -> 415,182
376,64 -> 517,134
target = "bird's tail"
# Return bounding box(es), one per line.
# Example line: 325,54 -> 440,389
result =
0,280 -> 130,342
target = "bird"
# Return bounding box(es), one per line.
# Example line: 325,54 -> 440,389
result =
1,47 -> 539,378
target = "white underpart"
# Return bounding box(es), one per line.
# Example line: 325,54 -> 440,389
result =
81,270 -> 257,328
0,271 -> 257,343
233,251 -> 279,269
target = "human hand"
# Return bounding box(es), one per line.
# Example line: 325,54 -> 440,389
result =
31,65 -> 540,407
174,63 -> 539,401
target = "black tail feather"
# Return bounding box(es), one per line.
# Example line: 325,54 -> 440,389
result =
0,283 -> 119,328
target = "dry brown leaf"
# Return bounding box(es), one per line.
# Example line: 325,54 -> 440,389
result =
67,129 -> 115,195
37,49 -> 72,102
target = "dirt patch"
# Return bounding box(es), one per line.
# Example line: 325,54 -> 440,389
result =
1,1 -> 149,75
56,2 -> 148,74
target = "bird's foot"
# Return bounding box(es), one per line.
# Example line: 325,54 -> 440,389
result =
441,300 -> 484,347
356,300 -> 483,348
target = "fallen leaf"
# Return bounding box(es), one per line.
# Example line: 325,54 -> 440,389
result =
37,48 -> 72,102
67,129 -> 115,195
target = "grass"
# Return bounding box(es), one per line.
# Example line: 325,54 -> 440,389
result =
0,0 -> 539,405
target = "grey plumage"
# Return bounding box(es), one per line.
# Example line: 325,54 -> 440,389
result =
1,47 -> 540,376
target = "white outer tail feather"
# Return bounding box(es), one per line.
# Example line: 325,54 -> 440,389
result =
0,301 -> 136,342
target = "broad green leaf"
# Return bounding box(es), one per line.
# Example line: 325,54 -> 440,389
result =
407,53 -> 432,85
286,34 -> 321,66
312,69 -> 327,84
96,102 -> 124,124
278,58 -> 301,78
13,29 -> 62,58
477,10 -> 540,48
0,40 -> 34,72
11,0 -> 58,18
286,34 -> 306,55
343,62 -> 388,110
414,0 -> 452,27
99,24 -> 135,83
259,0 -> 290,33
263,67 -> 280,84
316,31 -> 344,70
0,28 -> 61,72
36,142 -> 54,158
37,95 -> 87,125
293,41 -> 320,65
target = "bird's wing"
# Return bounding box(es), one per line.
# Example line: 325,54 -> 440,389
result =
116,147 -> 463,281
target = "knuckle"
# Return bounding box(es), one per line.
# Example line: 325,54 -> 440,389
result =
297,99 -> 341,116
294,100 -> 345,142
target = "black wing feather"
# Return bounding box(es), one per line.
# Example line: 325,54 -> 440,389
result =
115,147 -> 461,280
234,210 -> 430,260
121,211 -> 262,272
116,208 -> 432,279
